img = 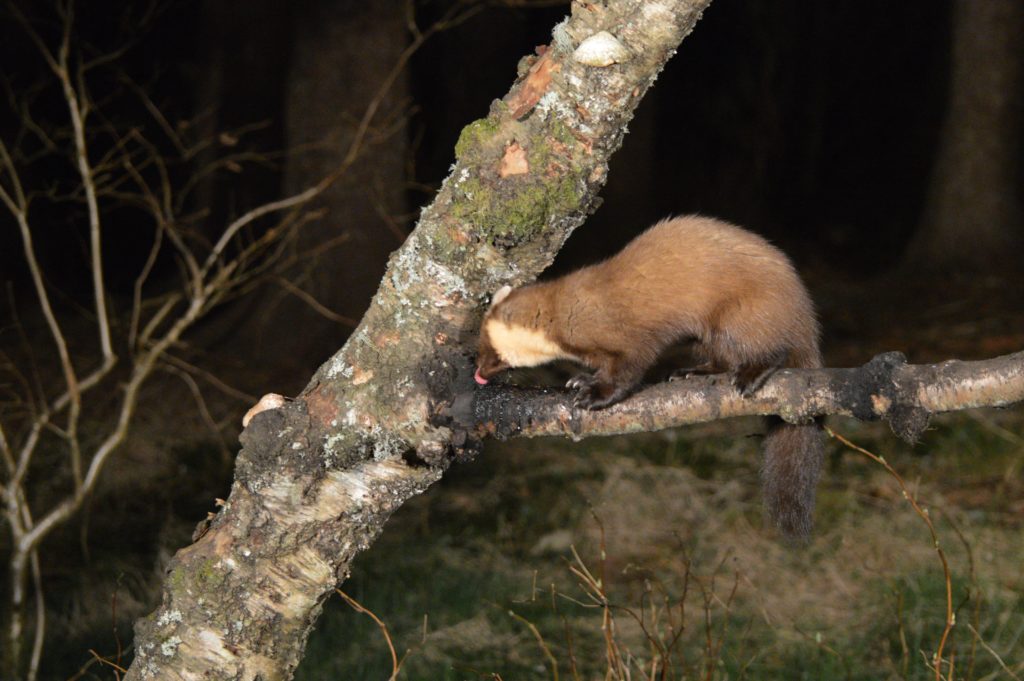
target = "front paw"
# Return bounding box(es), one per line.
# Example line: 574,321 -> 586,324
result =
572,382 -> 629,410
566,373 -> 597,392
566,374 -> 596,408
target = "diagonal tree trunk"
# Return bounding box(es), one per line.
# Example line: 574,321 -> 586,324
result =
125,1 -> 715,677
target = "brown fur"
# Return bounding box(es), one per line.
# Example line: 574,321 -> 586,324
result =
476,215 -> 825,541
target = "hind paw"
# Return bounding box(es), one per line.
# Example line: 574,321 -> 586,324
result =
732,365 -> 778,397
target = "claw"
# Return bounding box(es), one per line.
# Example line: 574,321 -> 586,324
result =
732,365 -> 777,398
566,373 -> 595,391
570,378 -> 596,409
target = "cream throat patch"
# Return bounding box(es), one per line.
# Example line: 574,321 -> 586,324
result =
485,319 -> 575,367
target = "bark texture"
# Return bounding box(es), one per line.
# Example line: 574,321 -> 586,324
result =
453,350 -> 1024,444
126,1 -> 713,678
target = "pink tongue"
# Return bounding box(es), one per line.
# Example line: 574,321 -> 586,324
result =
474,368 -> 488,385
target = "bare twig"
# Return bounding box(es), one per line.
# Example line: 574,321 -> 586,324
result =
88,649 -> 127,676
199,184 -> 325,277
130,219 -> 165,351
159,363 -> 233,462
28,549 -> 44,681
161,354 -> 257,404
967,624 -> 1022,681
1,139 -> 83,487
509,609 -> 560,681
940,510 -> 980,680
275,277 -> 358,327
2,0 -> 437,674
826,427 -> 955,681
336,590 -> 401,681
13,0 -> 115,366
111,584 -> 124,672
341,0 -> 482,175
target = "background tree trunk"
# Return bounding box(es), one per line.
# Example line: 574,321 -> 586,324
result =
906,0 -> 1024,272
125,1 -> 714,678
248,0 -> 411,371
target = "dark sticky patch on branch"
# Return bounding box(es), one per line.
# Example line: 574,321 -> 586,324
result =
445,351 -> 1024,444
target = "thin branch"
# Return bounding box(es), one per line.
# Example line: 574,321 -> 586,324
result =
50,3 -> 115,364
341,0 -> 483,174
508,609 -> 560,681
19,295 -> 206,554
129,220 -> 165,351
336,590 -> 401,681
158,363 -> 233,462
967,624 -> 1022,681
827,428 -> 954,681
119,73 -> 188,156
161,354 -> 257,404
138,294 -> 182,347
87,650 -> 127,675
274,277 -> 358,327
8,4 -> 60,75
27,549 -> 44,681
4,283 -> 47,418
199,184 -> 325,277
0,421 -> 14,476
174,139 -> 285,209
5,348 -> 117,498
0,77 -> 59,155
124,128 -> 175,221
1,140 -> 84,490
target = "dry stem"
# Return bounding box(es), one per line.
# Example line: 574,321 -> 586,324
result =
826,427 -> 956,681
336,590 -> 402,681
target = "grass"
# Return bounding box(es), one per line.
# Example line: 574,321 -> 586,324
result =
19,405 -> 1022,679
292,410 -> 1024,680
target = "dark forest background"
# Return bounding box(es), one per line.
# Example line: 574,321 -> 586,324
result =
1,0 -> 1022,678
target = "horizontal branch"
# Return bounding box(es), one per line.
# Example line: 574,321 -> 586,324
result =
451,351 -> 1024,443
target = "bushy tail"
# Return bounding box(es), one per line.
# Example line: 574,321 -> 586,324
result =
761,417 -> 824,543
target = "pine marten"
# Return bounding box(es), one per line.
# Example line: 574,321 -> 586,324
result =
474,215 -> 824,541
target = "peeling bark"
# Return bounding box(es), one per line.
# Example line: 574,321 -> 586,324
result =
126,1 -> 713,678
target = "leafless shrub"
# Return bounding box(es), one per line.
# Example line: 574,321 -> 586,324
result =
0,1 -> 407,675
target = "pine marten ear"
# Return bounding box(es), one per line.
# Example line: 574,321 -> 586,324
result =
489,285 -> 512,308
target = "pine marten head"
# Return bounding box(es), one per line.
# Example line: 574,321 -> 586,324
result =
474,284 -> 570,385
